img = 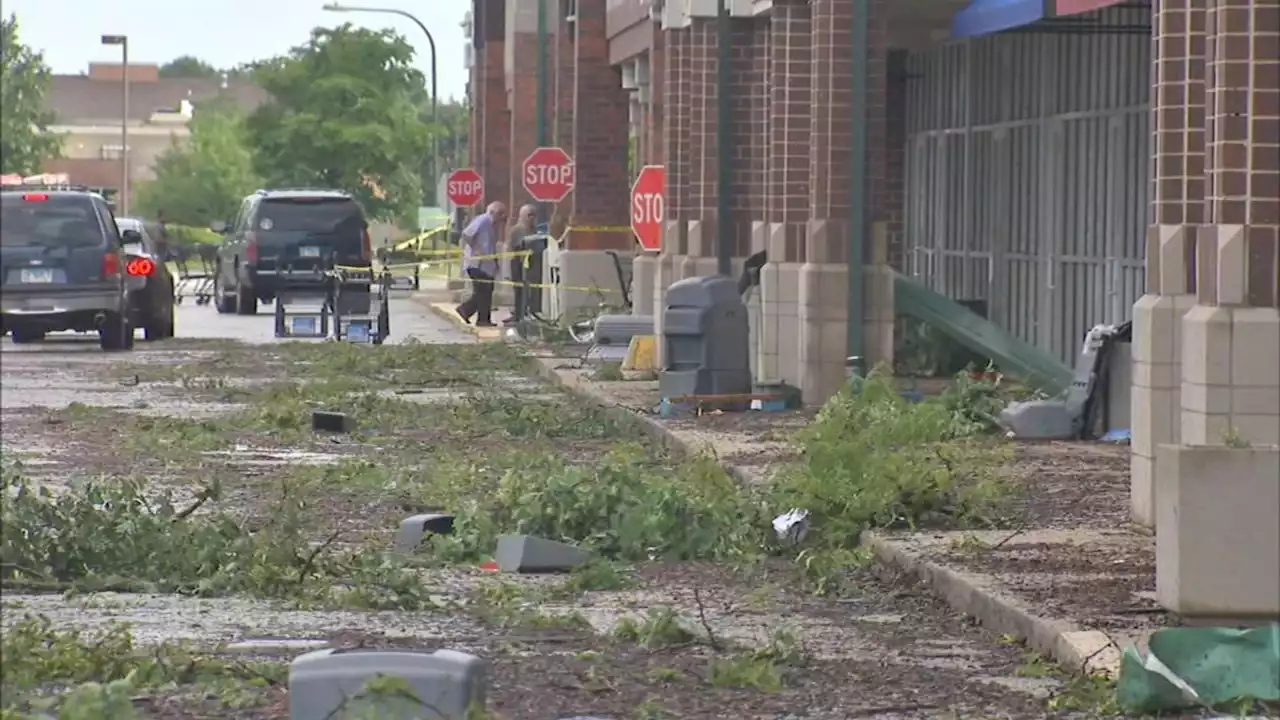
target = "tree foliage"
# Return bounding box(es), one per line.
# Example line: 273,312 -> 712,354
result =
0,14 -> 61,174
133,98 -> 260,228
245,24 -> 435,222
158,55 -> 221,80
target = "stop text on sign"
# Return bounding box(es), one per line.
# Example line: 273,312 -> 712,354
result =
523,163 -> 574,187
632,191 -> 663,225
448,179 -> 482,197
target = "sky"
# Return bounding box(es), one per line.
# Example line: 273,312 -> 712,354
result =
5,0 -> 470,102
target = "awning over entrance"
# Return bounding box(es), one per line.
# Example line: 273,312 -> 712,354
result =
1055,0 -> 1130,15
951,0 -> 1052,38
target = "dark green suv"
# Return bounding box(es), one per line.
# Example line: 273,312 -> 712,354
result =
210,189 -> 373,315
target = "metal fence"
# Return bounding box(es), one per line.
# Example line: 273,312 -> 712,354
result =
902,4 -> 1152,363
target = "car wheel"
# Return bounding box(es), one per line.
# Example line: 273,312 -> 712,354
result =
144,309 -> 173,341
236,284 -> 258,315
10,329 -> 45,344
214,271 -> 238,314
99,312 -> 132,352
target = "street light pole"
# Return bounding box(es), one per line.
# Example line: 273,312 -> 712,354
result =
321,3 -> 439,204
101,34 -> 129,215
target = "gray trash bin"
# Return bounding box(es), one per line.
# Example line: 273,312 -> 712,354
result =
659,276 -> 752,399
289,648 -> 486,720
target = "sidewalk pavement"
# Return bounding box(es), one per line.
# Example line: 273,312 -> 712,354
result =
410,292 -> 511,341
532,357 -> 1161,679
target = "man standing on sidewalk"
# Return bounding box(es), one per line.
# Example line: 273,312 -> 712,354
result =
456,201 -> 507,327
505,204 -> 538,326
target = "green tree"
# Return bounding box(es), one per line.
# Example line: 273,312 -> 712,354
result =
0,14 -> 61,174
158,55 -> 221,79
245,24 -> 435,222
133,98 -> 260,228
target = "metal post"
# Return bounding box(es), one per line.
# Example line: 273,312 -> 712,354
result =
101,34 -> 130,214
321,5 -> 438,204
522,0 -> 549,324
121,39 -> 130,216
715,0 -> 732,277
846,0 -> 869,361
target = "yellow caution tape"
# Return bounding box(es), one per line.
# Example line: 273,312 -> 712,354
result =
565,225 -> 633,233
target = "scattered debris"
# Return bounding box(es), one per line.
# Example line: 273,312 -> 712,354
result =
394,513 -> 456,552
312,410 -> 354,433
495,534 -> 592,573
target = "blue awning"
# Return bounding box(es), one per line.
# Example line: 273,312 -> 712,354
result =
951,0 -> 1052,38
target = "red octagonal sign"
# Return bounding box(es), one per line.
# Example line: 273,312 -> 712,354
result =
522,147 -> 575,203
446,168 -> 485,208
630,165 -> 665,252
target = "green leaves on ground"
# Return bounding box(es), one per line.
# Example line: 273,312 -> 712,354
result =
133,98 -> 261,229
246,24 -> 435,223
774,372 -> 1012,552
0,463 -> 430,609
1,617 -> 284,717
0,14 -> 61,174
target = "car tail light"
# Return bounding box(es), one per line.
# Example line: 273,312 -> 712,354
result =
22,193 -> 49,202
126,257 -> 155,276
361,228 -> 372,262
245,231 -> 259,262
103,252 -> 120,278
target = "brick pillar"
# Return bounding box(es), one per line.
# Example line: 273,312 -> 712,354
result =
1178,0 -> 1280,446
735,19 -> 769,257
663,28 -> 691,242
884,49 -> 908,270
507,0 -> 547,213
759,0 -> 813,387
644,36 -> 666,168
684,20 -> 715,264
1131,0 -> 1208,526
480,42 -> 510,212
765,0 -> 812,264
797,0 -> 888,403
561,0 -> 630,251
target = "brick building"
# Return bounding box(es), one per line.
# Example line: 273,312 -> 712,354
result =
467,0 -> 1279,407
41,63 -> 266,206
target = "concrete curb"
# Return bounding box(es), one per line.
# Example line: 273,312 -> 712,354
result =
532,359 -> 758,487
862,532 -> 1123,676
534,357 -> 1122,677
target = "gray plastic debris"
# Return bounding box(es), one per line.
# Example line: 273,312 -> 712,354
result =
393,513 -> 455,553
311,410 -> 354,433
494,534 -> 591,573
772,508 -> 810,545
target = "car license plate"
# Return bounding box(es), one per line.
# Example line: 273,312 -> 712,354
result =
20,268 -> 53,283
346,321 -> 370,342
299,246 -> 321,258
291,316 -> 318,335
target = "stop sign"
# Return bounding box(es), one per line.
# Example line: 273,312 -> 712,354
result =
446,168 -> 484,207
522,147 -> 575,203
630,165 -> 665,252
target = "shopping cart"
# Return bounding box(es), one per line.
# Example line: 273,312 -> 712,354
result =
171,243 -> 218,305
272,259 -> 391,345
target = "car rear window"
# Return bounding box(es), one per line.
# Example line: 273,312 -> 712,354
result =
0,194 -> 104,248
255,197 -> 365,233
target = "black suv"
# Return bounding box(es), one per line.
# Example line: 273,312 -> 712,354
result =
0,187 -> 137,350
211,189 -> 372,315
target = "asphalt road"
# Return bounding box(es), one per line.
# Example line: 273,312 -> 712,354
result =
1,291 -> 473,351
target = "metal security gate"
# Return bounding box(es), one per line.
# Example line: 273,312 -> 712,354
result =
902,4 -> 1151,363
